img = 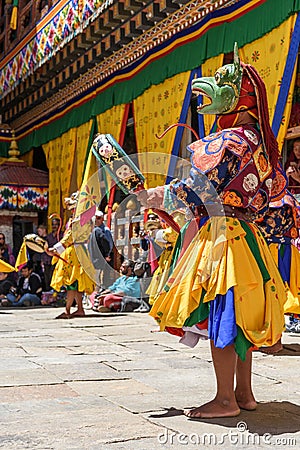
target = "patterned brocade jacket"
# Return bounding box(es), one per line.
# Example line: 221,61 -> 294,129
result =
169,126 -> 287,218
256,191 -> 300,245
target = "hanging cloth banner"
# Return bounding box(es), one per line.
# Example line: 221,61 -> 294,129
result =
134,70 -> 191,188
0,185 -> 48,210
272,13 -> 300,138
76,119 -> 94,189
240,15 -> 296,147
165,56 -> 223,183
166,69 -> 196,184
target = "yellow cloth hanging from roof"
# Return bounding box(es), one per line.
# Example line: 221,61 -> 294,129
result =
277,55 -> 297,151
43,135 -> 62,221
96,104 -> 126,138
42,127 -> 76,224
59,128 -> 77,203
76,120 -> 93,189
240,15 -> 296,152
134,71 -> 191,188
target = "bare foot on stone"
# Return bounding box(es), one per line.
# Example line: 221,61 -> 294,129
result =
69,310 -> 85,318
235,391 -> 257,411
55,312 -> 71,319
184,398 -> 240,419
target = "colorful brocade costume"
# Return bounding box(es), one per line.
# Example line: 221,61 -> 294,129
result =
51,217 -> 95,295
257,191 -> 300,315
147,46 -> 287,360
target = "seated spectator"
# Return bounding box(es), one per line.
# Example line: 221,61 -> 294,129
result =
4,261 -> 42,307
0,233 -> 15,266
285,138 -> 300,197
95,260 -> 141,312
0,272 -> 16,306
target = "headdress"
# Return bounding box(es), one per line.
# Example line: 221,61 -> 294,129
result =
241,63 -> 279,168
213,48 -> 279,168
64,191 -> 79,210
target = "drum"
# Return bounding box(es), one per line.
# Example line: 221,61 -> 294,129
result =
24,234 -> 48,253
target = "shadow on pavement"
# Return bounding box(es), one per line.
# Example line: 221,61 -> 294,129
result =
273,343 -> 300,356
159,401 -> 300,436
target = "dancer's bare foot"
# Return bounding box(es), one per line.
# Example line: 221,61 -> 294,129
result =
184,398 -> 240,418
259,339 -> 283,354
235,390 -> 257,411
69,309 -> 85,318
55,312 -> 71,319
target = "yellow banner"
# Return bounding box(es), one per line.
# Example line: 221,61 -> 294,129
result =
134,71 -> 191,188
240,15 -> 297,152
76,119 -> 93,188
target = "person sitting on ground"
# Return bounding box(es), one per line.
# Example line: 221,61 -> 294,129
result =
0,271 -> 16,306
4,261 -> 42,307
0,232 -> 15,266
96,259 -> 141,312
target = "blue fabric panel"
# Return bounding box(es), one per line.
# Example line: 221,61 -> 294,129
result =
208,287 -> 237,348
278,244 -> 292,285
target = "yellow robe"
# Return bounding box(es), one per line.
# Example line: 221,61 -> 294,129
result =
269,243 -> 300,315
51,219 -> 95,294
150,217 -> 286,348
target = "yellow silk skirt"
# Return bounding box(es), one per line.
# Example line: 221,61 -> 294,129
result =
150,217 -> 286,348
51,244 -> 95,294
147,246 -> 175,305
269,243 -> 300,315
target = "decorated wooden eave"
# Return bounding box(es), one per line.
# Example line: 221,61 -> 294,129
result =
0,133 -> 48,211
0,0 -> 300,159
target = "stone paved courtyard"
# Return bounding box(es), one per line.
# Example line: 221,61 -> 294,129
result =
0,306 -> 299,449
